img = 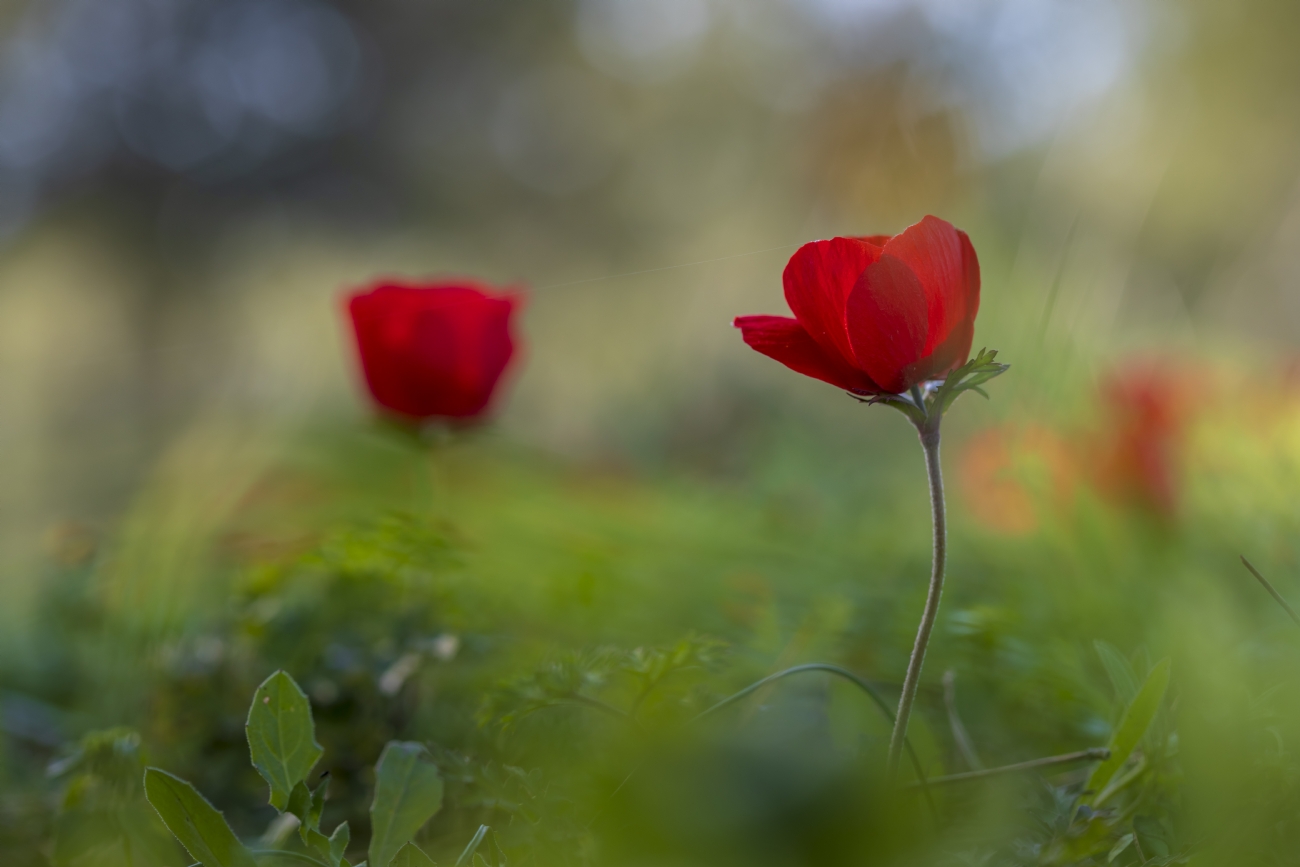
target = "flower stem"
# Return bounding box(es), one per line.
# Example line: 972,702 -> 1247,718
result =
887,422 -> 947,783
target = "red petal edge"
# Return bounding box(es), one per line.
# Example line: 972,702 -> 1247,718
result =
782,238 -> 882,370
734,315 -> 880,394
881,216 -> 972,358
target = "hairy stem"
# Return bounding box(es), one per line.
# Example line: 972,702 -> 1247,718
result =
887,423 -> 947,783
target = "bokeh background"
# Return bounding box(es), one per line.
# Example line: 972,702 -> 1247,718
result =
5,0 -> 1300,863
7,0 -> 1300,617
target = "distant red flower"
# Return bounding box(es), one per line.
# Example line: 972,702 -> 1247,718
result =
958,424 -> 1078,535
345,280 -> 522,421
734,215 -> 980,395
1092,362 -> 1196,515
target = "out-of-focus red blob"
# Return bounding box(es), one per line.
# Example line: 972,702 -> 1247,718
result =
958,423 -> 1078,535
345,280 -> 522,421
1092,362 -> 1197,515
733,215 -> 980,395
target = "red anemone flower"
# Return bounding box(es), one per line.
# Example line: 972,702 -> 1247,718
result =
345,279 -> 522,421
734,215 -> 980,395
1092,362 -> 1196,515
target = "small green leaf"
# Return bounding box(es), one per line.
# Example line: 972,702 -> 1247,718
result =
1094,641 -> 1140,707
1084,658 -> 1171,803
288,780 -> 325,838
390,842 -> 437,867
1134,815 -> 1172,858
473,855 -> 490,867
247,671 -> 324,811
368,742 -> 444,867
304,827 -> 334,861
292,777 -> 336,860
329,822 -> 352,867
310,777 -> 328,827
143,768 -> 257,867
1108,832 -> 1134,863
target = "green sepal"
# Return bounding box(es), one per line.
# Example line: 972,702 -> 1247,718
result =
933,348 -> 1010,416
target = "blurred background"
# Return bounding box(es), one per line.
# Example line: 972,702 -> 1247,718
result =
8,0 -> 1300,619
4,0 -> 1300,862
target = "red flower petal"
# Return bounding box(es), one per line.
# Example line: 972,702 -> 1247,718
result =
845,255 -> 929,393
882,216 -> 978,361
346,281 -> 521,420
404,293 -> 519,417
734,315 -> 880,393
782,238 -> 882,369
911,316 -> 974,383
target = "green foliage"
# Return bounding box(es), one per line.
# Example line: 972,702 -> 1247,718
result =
933,348 -> 1011,412
481,636 -> 725,732
368,742 -> 445,867
143,769 -> 256,867
48,729 -> 181,867
16,418 -> 1300,865
1084,659 -> 1172,804
247,670 -> 324,811
390,842 -> 437,866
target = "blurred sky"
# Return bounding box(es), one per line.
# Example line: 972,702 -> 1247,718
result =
2,0 -> 1300,613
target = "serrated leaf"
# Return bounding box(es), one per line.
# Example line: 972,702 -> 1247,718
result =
1084,659 -> 1171,803
473,855 -> 490,867
247,671 -> 323,811
368,742 -> 444,867
390,842 -> 437,867
329,822 -> 352,867
304,827 -> 334,861
143,769 -> 257,867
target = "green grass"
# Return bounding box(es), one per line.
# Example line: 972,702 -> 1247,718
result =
7,374 -> 1300,864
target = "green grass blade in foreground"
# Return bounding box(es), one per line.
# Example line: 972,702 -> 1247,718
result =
454,825 -> 489,867
247,671 -> 324,811
1241,555 -> 1300,627
390,842 -> 436,866
1093,640 -> 1140,707
368,742 -> 445,867
1083,658 -> 1171,804
144,768 -> 257,867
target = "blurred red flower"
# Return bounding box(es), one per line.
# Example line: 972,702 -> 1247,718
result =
734,215 -> 980,395
1092,362 -> 1197,515
345,280 -> 522,421
958,423 -> 1078,535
